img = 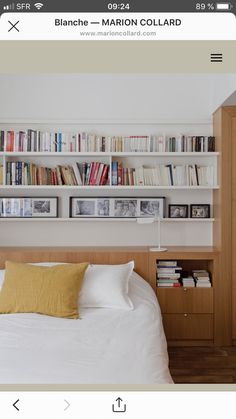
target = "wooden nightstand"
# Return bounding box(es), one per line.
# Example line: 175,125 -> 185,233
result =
148,246 -> 220,346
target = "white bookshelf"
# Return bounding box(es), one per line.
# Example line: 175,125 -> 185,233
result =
0,217 -> 215,222
0,120 -> 217,247
0,185 -> 219,190
0,152 -> 219,157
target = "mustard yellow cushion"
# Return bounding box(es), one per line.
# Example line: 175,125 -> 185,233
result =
0,261 -> 89,319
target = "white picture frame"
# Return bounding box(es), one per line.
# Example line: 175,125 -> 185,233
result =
70,197 -> 165,218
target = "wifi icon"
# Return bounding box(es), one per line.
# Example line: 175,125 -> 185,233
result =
34,2 -> 44,9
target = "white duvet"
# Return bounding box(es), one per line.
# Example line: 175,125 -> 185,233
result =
0,273 -> 173,384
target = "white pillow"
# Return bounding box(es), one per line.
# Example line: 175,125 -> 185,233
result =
30,260 -> 134,310
80,261 -> 134,310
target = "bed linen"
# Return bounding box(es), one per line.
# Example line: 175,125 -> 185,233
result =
0,272 -> 173,384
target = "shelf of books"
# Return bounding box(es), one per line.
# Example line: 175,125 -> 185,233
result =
0,129 -> 215,153
0,125 -> 217,232
0,128 -> 217,187
1,155 -> 218,188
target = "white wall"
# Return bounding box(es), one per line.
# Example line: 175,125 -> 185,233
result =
0,73 -> 235,247
0,74 -> 236,122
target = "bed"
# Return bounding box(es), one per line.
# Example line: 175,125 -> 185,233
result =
0,248 -> 173,384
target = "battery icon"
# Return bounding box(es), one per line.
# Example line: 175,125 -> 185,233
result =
216,3 -> 233,10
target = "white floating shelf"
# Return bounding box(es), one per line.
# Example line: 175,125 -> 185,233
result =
0,217 -> 137,222
0,152 -> 219,157
0,217 -> 215,222
0,185 -> 219,190
0,118 -> 212,125
162,218 -> 215,222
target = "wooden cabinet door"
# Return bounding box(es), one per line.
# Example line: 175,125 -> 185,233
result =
162,314 -> 213,340
157,288 -> 213,314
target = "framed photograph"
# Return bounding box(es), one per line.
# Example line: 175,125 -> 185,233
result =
0,198 -> 22,217
113,199 -> 138,217
190,204 -> 210,218
139,198 -> 165,218
168,204 -> 188,218
97,199 -> 110,216
70,197 -> 165,218
70,197 -> 110,218
31,198 -> 58,218
0,197 -> 58,218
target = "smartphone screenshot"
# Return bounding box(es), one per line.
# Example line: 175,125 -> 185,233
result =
0,0 -> 235,417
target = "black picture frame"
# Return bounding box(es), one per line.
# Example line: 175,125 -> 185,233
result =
190,204 -> 211,218
168,204 -> 188,218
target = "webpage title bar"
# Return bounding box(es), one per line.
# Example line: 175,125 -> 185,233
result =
0,13 -> 235,40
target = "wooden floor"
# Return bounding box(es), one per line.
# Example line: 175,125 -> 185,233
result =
168,346 -> 236,383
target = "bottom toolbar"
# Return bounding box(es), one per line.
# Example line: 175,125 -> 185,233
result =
0,391 -> 235,419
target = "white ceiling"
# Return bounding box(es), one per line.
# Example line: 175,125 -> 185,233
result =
222,90 -> 236,106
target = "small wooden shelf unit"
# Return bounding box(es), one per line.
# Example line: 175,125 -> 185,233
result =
149,247 -> 219,346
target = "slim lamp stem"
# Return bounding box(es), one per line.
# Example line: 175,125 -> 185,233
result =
149,215 -> 167,252
158,215 -> 161,249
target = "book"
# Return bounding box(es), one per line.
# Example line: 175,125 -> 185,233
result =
72,163 -> 82,185
91,162 -> 100,185
112,161 -> 118,186
157,273 -> 181,279
157,267 -> 182,273
157,279 -> 180,284
157,261 -> 178,267
182,276 -> 195,287
196,282 -> 211,288
100,165 -> 109,185
157,283 -> 181,288
96,163 -> 105,185
0,165 -> 3,185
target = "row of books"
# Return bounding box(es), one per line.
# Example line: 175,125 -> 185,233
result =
151,135 -> 215,153
0,165 -> 3,185
156,261 -> 212,288
111,135 -> 215,153
5,160 -> 215,187
5,161 -> 110,186
112,162 -> 214,186
0,130 -> 215,153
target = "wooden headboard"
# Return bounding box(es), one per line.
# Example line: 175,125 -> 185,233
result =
0,246 -> 151,284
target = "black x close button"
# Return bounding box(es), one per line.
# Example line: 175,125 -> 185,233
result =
8,20 -> 20,32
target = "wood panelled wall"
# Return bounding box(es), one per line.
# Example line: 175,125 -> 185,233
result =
230,108 -> 236,342
213,106 -> 236,345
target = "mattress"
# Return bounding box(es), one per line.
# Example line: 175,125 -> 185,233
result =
0,272 -> 173,384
